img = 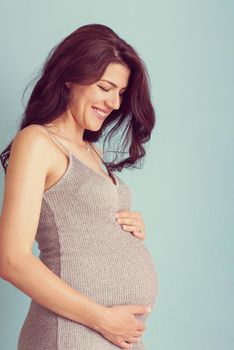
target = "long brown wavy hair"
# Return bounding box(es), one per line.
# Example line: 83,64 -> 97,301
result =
0,23 -> 156,174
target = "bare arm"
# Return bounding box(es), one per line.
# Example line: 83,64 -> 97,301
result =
0,126 -> 104,330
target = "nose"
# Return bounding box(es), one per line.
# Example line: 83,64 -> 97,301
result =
105,92 -> 121,110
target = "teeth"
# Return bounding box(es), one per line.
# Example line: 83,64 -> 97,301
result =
93,107 -> 106,117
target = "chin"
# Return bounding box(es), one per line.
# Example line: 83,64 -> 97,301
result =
86,123 -> 102,132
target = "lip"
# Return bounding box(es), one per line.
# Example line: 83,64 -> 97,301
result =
92,106 -> 112,121
92,106 -> 112,114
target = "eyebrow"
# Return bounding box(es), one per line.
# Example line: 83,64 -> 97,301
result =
100,79 -> 127,91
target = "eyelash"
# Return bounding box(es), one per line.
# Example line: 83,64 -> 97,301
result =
98,85 -> 125,96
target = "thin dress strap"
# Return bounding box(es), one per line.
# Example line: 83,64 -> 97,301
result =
39,125 -> 71,157
89,144 -> 108,169
88,143 -> 104,163
89,143 -> 116,184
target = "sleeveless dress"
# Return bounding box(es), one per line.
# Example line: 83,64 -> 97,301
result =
17,126 -> 159,350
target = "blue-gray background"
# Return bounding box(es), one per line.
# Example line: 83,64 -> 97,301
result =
0,1 -> 233,349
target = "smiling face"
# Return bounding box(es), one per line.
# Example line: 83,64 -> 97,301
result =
65,62 -> 130,131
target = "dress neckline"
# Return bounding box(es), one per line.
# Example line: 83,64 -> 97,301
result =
69,150 -> 119,187
40,125 -> 119,188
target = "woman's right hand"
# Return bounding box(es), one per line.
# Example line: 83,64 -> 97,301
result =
94,304 -> 151,349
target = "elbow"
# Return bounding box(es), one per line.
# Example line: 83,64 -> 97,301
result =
0,261 -> 11,280
0,253 -> 28,280
0,256 -> 16,280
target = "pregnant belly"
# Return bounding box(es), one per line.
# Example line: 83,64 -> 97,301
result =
59,222 -> 159,316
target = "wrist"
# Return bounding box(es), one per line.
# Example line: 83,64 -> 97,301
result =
83,302 -> 109,332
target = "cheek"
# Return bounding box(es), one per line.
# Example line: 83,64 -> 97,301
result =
88,86 -> 105,102
70,86 -> 103,114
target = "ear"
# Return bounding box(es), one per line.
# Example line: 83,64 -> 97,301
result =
65,81 -> 71,89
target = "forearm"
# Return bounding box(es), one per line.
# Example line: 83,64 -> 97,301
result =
0,254 -> 105,330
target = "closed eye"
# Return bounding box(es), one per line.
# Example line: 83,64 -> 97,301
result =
98,85 -> 109,92
97,85 -> 125,96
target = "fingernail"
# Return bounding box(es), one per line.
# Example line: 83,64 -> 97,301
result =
147,307 -> 151,312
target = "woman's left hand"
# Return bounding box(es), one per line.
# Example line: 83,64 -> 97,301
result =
115,210 -> 146,240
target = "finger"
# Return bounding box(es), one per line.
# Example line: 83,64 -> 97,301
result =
116,210 -> 139,218
116,217 -> 140,225
120,224 -> 145,240
125,336 -> 142,343
120,341 -> 133,349
132,230 -> 145,240
121,224 -> 144,234
115,210 -> 132,218
121,224 -> 139,232
135,330 -> 144,337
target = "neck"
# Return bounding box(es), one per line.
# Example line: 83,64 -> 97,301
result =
50,109 -> 85,145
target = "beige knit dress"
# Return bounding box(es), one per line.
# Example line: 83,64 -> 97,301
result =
17,126 -> 159,350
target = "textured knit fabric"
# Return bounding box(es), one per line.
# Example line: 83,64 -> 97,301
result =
17,126 -> 159,350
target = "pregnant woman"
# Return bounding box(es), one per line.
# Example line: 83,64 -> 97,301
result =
0,23 -> 159,349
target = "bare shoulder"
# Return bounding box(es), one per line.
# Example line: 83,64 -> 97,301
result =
7,124 -> 53,176
12,124 -> 51,146
11,124 -> 51,155
16,124 -> 51,140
